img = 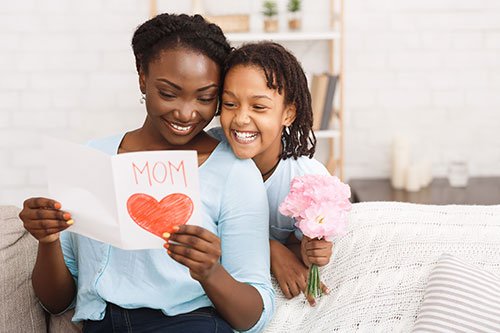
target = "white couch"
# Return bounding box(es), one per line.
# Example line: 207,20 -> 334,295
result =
264,202 -> 500,332
2,202 -> 500,332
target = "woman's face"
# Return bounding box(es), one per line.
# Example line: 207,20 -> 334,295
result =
220,65 -> 295,161
140,47 -> 220,147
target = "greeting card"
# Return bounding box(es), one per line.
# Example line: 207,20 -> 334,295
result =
44,137 -> 201,250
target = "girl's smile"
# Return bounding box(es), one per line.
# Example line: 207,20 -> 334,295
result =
231,129 -> 260,144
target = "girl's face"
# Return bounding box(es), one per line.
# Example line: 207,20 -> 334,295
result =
139,48 -> 220,148
220,65 -> 296,162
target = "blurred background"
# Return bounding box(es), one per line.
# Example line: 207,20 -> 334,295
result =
1,0 -> 500,206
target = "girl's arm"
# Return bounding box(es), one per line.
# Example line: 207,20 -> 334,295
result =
285,233 -> 303,260
19,197 -> 76,313
270,239 -> 308,299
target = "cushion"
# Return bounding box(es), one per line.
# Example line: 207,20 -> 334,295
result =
412,253 -> 500,332
264,202 -> 500,332
49,309 -> 82,333
0,205 -> 47,333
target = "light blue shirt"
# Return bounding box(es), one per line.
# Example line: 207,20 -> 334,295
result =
60,133 -> 275,332
208,126 -> 330,243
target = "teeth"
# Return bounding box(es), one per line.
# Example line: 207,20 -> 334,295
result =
170,123 -> 193,131
234,130 -> 258,142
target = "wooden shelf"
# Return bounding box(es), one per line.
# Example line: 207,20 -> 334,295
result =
349,177 -> 500,205
314,129 -> 340,139
226,30 -> 341,42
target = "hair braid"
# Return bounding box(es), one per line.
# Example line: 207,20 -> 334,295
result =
131,13 -> 232,75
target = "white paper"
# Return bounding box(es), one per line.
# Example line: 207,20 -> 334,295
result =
44,137 -> 201,250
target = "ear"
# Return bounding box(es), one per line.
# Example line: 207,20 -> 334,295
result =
138,67 -> 146,94
282,104 -> 297,127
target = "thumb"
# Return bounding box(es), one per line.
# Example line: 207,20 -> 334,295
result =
320,281 -> 330,295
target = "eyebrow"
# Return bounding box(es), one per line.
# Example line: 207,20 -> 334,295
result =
157,79 -> 218,92
223,90 -> 272,101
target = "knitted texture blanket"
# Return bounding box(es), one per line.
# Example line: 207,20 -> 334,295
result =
264,202 -> 500,332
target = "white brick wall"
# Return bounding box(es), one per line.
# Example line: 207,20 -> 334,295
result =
1,0 -> 500,206
344,0 -> 500,179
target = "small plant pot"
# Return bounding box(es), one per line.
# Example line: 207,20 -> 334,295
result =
287,11 -> 302,30
264,17 -> 279,33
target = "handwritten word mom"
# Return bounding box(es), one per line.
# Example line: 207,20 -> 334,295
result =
132,161 -> 188,187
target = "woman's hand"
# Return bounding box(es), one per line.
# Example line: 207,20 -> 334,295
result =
19,197 -> 73,243
300,236 -> 333,267
164,225 -> 221,282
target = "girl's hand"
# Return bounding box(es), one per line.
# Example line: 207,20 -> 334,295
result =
164,225 -> 221,282
19,197 -> 73,243
300,236 -> 333,267
271,240 -> 308,299
271,240 -> 329,306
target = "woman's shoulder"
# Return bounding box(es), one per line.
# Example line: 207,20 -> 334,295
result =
210,141 -> 260,174
206,126 -> 226,142
203,142 -> 262,192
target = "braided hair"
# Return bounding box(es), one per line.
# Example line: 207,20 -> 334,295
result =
223,42 -> 316,159
131,13 -> 231,79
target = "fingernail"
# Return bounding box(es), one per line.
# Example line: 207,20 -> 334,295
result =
164,243 -> 169,249
163,232 -> 170,238
54,202 -> 62,210
167,250 -> 171,255
172,226 -> 180,232
66,219 -> 74,225
63,213 -> 71,220
325,288 -> 330,294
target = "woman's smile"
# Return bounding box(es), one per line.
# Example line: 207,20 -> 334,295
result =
163,117 -> 198,136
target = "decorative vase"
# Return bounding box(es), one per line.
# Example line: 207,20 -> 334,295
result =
288,11 -> 302,30
264,17 -> 279,33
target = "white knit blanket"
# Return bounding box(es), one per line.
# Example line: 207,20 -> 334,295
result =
264,202 -> 500,333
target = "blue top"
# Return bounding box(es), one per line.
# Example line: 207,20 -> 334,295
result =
208,126 -> 330,243
60,133 -> 275,332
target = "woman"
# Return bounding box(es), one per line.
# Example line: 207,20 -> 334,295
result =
19,14 -> 274,333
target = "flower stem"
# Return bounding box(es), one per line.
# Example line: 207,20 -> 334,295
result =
307,264 -> 322,299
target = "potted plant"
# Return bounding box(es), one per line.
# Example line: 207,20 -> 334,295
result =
262,0 -> 279,33
287,0 -> 302,30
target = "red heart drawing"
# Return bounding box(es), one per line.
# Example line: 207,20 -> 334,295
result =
127,193 -> 194,238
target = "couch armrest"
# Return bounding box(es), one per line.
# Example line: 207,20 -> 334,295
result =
0,205 -> 47,332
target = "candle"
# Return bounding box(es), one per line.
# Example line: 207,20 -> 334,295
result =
405,164 -> 421,192
419,159 -> 433,188
391,137 -> 410,189
191,0 -> 204,15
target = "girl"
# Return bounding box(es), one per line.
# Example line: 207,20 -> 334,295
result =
19,14 -> 274,333
211,42 -> 333,306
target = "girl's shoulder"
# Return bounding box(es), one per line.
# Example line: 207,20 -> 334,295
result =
281,156 -> 330,177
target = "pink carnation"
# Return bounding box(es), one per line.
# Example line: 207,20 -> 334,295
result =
279,174 -> 352,240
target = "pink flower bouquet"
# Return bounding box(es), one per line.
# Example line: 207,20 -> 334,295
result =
279,174 -> 352,299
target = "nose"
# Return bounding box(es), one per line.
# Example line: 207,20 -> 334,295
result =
174,102 -> 197,123
234,107 -> 251,126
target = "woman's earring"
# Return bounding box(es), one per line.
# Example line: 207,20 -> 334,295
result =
140,93 -> 146,104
